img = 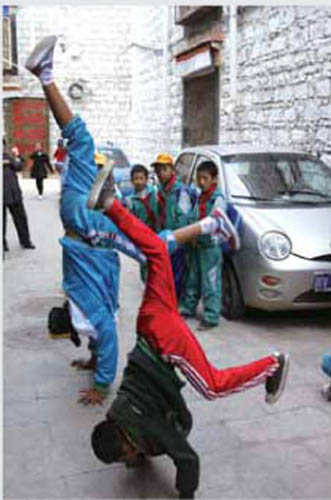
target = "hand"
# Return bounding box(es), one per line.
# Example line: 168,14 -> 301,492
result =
71,357 -> 96,371
78,387 -> 105,406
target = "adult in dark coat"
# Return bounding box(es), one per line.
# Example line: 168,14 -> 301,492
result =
29,141 -> 54,198
3,141 -> 35,251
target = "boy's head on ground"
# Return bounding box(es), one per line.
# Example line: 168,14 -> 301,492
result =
197,161 -> 218,192
91,420 -> 138,465
151,153 -> 174,185
130,164 -> 149,192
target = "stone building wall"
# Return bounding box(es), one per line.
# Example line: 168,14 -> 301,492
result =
12,5 -> 132,156
219,6 -> 331,165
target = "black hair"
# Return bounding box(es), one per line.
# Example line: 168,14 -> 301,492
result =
130,164 -> 149,180
48,300 -> 81,347
91,420 -> 124,464
197,161 -> 218,178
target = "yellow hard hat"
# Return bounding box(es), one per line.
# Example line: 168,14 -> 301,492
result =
94,152 -> 107,166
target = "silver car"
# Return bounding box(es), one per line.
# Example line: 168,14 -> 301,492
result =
174,146 -> 331,319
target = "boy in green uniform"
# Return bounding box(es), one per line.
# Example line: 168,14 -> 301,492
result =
125,164 -> 158,231
152,153 -> 193,297
180,161 -> 227,330
125,164 -> 158,282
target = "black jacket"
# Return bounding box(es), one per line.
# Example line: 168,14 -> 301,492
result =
107,337 -> 199,498
3,153 -> 24,205
30,151 -> 53,179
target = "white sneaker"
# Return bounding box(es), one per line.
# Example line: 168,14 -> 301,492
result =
25,35 -> 57,84
38,194 -> 43,200
211,207 -> 241,251
87,161 -> 115,211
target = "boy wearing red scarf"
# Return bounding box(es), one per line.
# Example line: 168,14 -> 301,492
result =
180,161 -> 226,330
151,153 -> 193,297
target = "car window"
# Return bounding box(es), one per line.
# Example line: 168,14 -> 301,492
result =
98,147 -> 130,169
174,153 -> 195,184
222,154 -> 331,202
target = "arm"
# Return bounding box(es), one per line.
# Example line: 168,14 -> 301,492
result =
44,153 -> 55,173
148,418 -> 199,498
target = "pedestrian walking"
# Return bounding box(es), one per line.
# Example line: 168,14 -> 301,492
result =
28,141 -> 54,199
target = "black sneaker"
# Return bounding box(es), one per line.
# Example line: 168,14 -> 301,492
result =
321,382 -> 331,402
197,321 -> 217,331
87,162 -> 115,210
265,352 -> 290,404
22,242 -> 36,249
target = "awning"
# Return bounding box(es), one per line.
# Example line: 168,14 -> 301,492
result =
175,36 -> 223,78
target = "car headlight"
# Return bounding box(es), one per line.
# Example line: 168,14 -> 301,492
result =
259,232 -> 292,260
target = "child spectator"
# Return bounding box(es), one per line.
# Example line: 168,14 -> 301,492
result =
180,161 -> 227,330
151,153 -> 193,297
125,164 -> 158,231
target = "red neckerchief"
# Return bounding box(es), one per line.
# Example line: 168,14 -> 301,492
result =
157,174 -> 177,229
199,183 -> 217,219
136,193 -> 157,230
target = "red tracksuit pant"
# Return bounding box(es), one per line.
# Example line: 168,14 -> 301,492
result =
107,200 -> 279,400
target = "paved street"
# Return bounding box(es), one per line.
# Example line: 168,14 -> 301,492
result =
3,178 -> 331,499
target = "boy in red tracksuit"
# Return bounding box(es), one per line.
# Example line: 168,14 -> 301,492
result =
88,182 -> 290,403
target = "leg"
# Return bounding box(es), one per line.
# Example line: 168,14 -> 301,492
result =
36,178 -> 43,196
179,247 -> 200,318
199,246 -> 221,327
7,202 -> 34,248
102,201 -> 287,403
3,205 -> 9,251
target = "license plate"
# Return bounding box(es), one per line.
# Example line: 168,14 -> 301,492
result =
314,274 -> 331,292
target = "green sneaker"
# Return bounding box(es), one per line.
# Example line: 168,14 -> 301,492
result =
265,352 -> 289,404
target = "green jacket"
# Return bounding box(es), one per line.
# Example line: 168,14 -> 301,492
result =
125,185 -> 158,230
192,186 -> 226,247
107,336 -> 199,498
157,176 -> 192,230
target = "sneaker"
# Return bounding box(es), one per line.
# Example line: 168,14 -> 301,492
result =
211,208 -> 240,251
197,320 -> 217,331
22,242 -> 36,249
87,161 -> 115,210
38,194 -> 43,199
25,35 -> 57,82
321,382 -> 331,401
265,352 -> 290,404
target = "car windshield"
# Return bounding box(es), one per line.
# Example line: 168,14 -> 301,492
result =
222,153 -> 331,203
98,146 -> 130,169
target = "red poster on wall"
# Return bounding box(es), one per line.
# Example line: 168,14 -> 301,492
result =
4,97 -> 49,172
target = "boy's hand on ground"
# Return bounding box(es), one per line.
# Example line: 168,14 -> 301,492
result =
71,358 -> 95,371
78,388 -> 105,405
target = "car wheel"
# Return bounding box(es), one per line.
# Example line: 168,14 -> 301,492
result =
222,260 -> 245,320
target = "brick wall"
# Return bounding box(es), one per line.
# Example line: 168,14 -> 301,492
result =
219,6 -> 331,166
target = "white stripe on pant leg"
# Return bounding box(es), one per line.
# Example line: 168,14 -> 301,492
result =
163,353 -> 279,400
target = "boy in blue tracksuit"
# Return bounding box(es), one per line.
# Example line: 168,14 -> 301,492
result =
180,161 -> 226,330
151,153 -> 193,298
26,35 -> 145,405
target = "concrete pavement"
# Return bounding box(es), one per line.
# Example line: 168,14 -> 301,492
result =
3,178 -> 331,499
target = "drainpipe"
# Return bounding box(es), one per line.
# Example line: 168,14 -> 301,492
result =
229,5 -> 237,109
163,6 -> 170,151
